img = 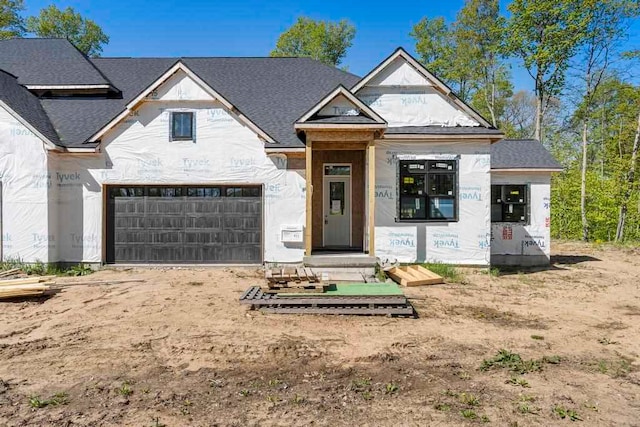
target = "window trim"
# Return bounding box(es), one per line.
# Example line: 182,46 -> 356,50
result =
170,111 -> 195,141
397,159 -> 459,223
491,184 -> 530,224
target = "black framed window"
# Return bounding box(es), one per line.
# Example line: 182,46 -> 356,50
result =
491,185 -> 528,223
399,160 -> 457,221
171,112 -> 194,141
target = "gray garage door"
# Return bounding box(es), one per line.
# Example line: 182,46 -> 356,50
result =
106,185 -> 262,264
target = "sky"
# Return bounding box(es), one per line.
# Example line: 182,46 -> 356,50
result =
22,1 -> 640,92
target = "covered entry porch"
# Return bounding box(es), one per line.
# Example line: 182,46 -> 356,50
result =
302,129 -> 379,257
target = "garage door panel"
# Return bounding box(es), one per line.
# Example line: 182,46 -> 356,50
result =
107,185 -> 262,264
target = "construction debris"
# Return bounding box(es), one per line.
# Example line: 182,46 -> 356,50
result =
265,267 -> 319,288
0,275 -> 54,300
240,283 -> 415,317
0,268 -> 22,278
386,265 -> 444,287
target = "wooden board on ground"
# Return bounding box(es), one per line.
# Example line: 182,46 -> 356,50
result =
0,268 -> 22,278
0,276 -> 57,286
386,265 -> 444,287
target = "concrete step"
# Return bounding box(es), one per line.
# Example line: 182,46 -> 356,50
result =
310,267 -> 377,283
303,255 -> 377,268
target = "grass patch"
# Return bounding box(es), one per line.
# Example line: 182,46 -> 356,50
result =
554,405 -> 582,421
421,262 -> 463,282
480,349 -> 560,374
460,409 -> 477,419
505,377 -> 530,388
0,257 -> 93,277
116,381 -> 133,397
594,358 -> 632,378
28,392 -> 68,408
531,335 -> 545,340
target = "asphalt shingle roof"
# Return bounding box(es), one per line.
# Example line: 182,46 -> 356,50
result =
491,139 -> 562,170
0,38 -> 112,87
0,70 -> 60,145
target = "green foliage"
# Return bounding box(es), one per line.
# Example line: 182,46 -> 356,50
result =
410,0 -> 513,124
552,77 -> 640,242
554,405 -> 582,421
480,349 -> 560,374
66,263 -> 93,276
26,5 -> 109,57
0,0 -> 24,39
28,392 -> 68,408
421,263 -> 463,282
270,17 -> 355,67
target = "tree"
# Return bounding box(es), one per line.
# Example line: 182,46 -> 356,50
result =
571,0 -> 638,241
616,51 -> 640,241
411,0 -> 512,122
26,5 -> 109,57
270,17 -> 355,67
0,0 -> 24,39
504,0 -> 590,142
454,0 -> 512,126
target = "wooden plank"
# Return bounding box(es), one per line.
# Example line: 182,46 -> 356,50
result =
0,276 -> 57,286
260,305 -> 414,316
305,140 -> 313,255
0,268 -> 21,278
412,265 -> 444,283
387,266 -> 443,287
296,267 -> 307,282
245,296 -> 407,306
367,141 -> 376,256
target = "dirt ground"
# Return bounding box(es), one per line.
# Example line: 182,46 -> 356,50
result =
0,241 -> 639,426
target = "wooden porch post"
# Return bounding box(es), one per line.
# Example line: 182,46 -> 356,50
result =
367,140 -> 376,256
305,138 -> 313,256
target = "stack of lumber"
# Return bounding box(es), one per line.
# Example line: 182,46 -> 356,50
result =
265,267 -> 320,289
0,268 -> 22,279
0,275 -> 55,300
386,265 -> 444,287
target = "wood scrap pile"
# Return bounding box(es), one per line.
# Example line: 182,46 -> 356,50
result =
0,275 -> 55,300
265,267 -> 320,289
385,265 -> 444,287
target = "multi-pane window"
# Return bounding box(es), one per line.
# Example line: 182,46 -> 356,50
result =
171,112 -> 194,141
399,160 -> 457,221
491,185 -> 528,223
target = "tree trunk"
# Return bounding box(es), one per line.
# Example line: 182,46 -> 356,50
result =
580,119 -> 589,241
535,94 -> 542,141
615,109 -> 640,242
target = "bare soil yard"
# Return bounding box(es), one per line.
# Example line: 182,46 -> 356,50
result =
0,241 -> 639,426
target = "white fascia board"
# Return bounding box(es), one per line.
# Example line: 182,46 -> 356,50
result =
265,147 -> 305,153
352,48 -> 493,128
0,99 -> 61,151
297,85 -> 387,124
25,84 -> 112,90
294,123 -> 387,130
88,61 -> 275,144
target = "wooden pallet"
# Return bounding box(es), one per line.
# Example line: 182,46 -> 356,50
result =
240,286 -> 414,316
265,267 -> 319,287
386,265 -> 444,287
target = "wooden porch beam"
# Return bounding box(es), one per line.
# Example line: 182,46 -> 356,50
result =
305,139 -> 313,256
367,141 -> 376,256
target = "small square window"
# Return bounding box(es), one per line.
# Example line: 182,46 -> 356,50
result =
171,112 -> 194,141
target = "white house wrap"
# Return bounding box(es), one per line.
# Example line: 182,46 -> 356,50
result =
0,41 -> 562,266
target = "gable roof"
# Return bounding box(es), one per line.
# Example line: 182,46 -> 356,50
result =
295,85 -> 386,129
0,70 -> 60,147
491,139 -> 563,171
351,47 -> 493,129
35,55 -> 360,147
0,38 -> 112,88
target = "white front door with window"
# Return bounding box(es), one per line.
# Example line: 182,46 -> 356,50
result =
323,164 -> 351,247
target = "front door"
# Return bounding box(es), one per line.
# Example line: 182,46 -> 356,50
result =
323,164 -> 351,247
